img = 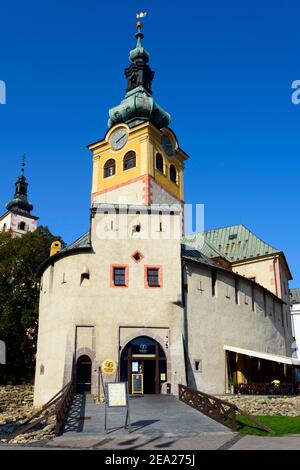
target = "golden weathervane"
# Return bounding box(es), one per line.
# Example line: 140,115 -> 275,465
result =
136,11 -> 147,30
136,11 -> 147,19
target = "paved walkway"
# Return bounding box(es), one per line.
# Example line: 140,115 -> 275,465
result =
2,435 -> 300,450
229,435 -> 300,450
62,394 -> 231,435
2,394 -> 300,450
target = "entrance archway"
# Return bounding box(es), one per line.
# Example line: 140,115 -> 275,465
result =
120,336 -> 167,394
76,355 -> 92,393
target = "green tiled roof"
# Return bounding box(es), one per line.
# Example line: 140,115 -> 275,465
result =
63,231 -> 90,251
182,233 -> 226,260
184,224 -> 280,263
290,288 -> 300,304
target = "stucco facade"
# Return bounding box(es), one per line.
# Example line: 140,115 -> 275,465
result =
183,255 -> 294,395
34,207 -> 186,406
33,23 -> 298,407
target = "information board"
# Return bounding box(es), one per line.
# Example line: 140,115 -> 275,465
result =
132,373 -> 143,395
104,382 -> 131,432
107,382 -> 127,407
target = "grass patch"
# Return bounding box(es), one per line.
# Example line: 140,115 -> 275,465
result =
236,415 -> 300,437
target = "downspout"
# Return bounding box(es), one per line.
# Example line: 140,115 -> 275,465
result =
181,259 -> 189,386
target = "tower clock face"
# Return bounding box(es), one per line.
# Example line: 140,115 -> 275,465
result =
111,128 -> 128,151
162,135 -> 173,157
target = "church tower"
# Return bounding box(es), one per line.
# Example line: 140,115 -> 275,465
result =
0,157 -> 38,236
88,21 -> 188,209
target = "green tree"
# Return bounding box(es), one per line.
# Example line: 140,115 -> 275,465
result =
0,227 -> 64,384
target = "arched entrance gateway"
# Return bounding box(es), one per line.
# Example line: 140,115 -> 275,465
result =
76,355 -> 92,393
120,336 -> 167,394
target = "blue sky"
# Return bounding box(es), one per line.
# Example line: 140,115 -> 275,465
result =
0,0 -> 299,286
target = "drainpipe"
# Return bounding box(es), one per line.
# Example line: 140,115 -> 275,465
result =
181,259 -> 189,387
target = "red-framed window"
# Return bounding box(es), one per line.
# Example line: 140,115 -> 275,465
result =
110,265 -> 129,288
144,266 -> 163,288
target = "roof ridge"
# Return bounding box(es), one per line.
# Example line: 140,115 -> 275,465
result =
205,223 -> 243,233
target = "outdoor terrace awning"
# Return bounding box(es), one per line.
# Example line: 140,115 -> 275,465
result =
224,345 -> 300,366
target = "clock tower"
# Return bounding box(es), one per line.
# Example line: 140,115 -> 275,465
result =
88,22 -> 188,208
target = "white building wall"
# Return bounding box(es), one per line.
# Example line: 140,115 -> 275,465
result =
185,262 -> 291,395
0,213 -> 12,232
34,208 -> 185,406
0,212 -> 37,236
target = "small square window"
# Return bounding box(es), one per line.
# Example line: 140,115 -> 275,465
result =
131,251 -> 144,264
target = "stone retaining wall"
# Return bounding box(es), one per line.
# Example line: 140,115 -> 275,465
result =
0,385 -> 55,443
218,395 -> 300,416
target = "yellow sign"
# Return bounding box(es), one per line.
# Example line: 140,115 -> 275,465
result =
101,359 -> 117,375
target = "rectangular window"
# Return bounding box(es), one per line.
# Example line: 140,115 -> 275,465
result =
110,265 -> 128,288
251,284 -> 255,312
145,266 -> 162,288
211,270 -> 217,297
235,278 -> 239,304
114,268 -> 126,286
147,268 -> 159,287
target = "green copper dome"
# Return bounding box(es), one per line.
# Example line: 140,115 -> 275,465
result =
108,22 -> 171,130
109,87 -> 171,129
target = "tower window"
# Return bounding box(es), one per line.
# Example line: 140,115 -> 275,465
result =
111,265 -> 129,288
170,164 -> 177,184
131,251 -> 144,263
145,266 -> 162,288
114,268 -> 126,286
235,278 -> 239,304
18,221 -> 26,231
156,153 -> 164,173
80,266 -> 90,285
104,159 -> 116,178
123,151 -> 136,170
211,270 -> 217,297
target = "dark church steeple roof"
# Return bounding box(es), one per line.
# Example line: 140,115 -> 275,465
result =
6,156 -> 34,215
108,20 -> 171,129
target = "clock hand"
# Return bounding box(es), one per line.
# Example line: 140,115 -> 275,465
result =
116,133 -> 126,144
